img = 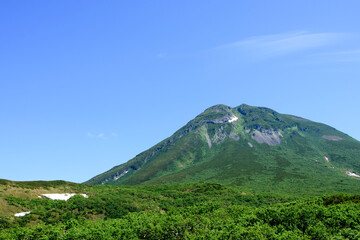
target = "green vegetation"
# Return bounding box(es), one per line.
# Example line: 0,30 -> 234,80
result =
86,104 -> 360,197
0,179 -> 79,189
1,182 -> 360,239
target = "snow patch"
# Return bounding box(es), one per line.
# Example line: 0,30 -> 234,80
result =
14,212 -> 30,217
346,171 -> 360,178
41,193 -> 88,201
228,115 -> 238,123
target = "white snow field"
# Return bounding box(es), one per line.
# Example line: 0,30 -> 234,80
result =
228,115 -> 238,123
40,193 -> 88,201
14,212 -> 30,217
346,171 -> 360,178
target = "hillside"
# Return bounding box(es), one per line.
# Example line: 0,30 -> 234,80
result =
86,104 -> 360,195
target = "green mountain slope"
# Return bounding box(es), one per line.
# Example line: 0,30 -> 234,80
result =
85,104 -> 360,195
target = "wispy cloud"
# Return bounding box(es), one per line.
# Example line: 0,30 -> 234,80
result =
215,32 -> 347,60
312,49 -> 360,63
87,132 -> 118,140
97,133 -> 106,140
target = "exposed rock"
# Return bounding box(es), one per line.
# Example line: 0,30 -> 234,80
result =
322,135 -> 344,141
101,168 -> 132,184
114,169 -> 129,180
204,132 -> 212,148
212,126 -> 228,144
229,131 -> 240,141
250,129 -> 283,146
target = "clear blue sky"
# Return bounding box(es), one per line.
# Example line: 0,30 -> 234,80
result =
1,1 -> 360,183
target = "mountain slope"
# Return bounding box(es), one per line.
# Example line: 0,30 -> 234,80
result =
85,104 -> 360,195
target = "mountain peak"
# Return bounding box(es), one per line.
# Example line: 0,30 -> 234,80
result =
86,104 -> 360,195
203,104 -> 232,113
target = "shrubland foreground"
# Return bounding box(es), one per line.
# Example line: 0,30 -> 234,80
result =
1,180 -> 360,239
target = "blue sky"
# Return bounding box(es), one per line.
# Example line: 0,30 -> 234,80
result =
1,1 -> 360,183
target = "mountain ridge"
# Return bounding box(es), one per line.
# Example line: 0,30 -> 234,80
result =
85,104 -> 360,195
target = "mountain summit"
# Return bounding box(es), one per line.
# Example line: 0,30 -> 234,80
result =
86,104 -> 360,195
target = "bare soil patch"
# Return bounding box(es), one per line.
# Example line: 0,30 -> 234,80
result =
322,135 -> 344,141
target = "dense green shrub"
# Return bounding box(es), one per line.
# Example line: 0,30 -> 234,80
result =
1,183 -> 360,239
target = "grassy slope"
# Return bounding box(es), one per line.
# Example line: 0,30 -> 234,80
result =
0,180 -> 83,216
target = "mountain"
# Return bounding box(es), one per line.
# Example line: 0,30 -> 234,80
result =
85,104 -> 360,195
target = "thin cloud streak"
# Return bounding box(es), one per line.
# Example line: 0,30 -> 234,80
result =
312,49 -> 360,63
215,32 -> 347,60
86,132 -> 118,140
97,133 -> 106,140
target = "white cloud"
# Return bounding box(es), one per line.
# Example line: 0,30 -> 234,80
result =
215,32 -> 346,60
86,132 -> 118,140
